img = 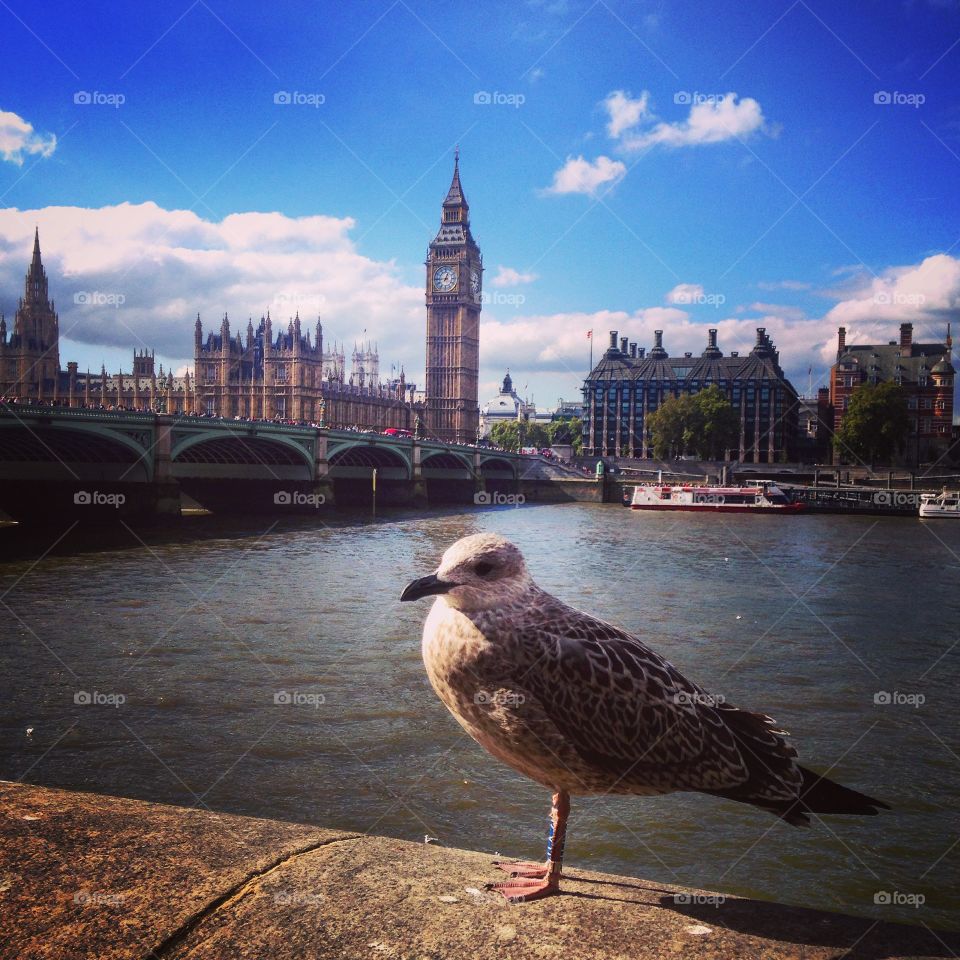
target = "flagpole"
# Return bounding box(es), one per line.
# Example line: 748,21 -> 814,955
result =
588,329 -> 593,373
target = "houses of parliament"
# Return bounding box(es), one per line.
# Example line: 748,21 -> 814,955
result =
0,158 -> 482,443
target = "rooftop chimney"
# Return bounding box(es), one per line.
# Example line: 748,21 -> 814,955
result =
609,330 -> 618,350
638,347 -> 646,359
620,336 -> 628,354
837,326 -> 846,357
703,327 -> 722,357
629,343 -> 637,358
900,322 -> 913,357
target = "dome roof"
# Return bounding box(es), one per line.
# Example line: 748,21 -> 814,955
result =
932,357 -> 955,374
482,371 -> 525,418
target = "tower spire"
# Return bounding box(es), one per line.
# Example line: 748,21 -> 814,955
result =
25,226 -> 49,304
443,150 -> 465,207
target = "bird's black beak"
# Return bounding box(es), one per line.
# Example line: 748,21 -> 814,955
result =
400,572 -> 454,602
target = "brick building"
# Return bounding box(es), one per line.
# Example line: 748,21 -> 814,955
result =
830,322 -> 954,464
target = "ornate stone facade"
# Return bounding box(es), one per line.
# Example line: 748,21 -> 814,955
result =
0,229 -> 60,401
424,153 -> 481,443
192,313 -> 414,427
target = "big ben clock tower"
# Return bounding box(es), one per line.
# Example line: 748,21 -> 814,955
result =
425,151 -> 481,443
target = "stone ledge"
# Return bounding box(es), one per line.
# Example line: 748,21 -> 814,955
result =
0,780 -> 955,960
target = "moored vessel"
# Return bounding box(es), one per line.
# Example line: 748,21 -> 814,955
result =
919,490 -> 960,519
630,482 -> 804,513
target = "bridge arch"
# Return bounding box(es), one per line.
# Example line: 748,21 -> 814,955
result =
0,423 -> 151,481
478,456 -> 518,479
327,443 -> 411,479
171,432 -> 314,479
420,450 -> 474,476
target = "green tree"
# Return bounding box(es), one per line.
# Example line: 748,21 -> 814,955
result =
647,393 -> 700,459
547,417 -> 584,455
523,423 -> 551,449
490,419 -> 551,451
647,386 -> 738,460
833,381 -> 910,465
489,420 -> 521,451
694,385 -> 740,459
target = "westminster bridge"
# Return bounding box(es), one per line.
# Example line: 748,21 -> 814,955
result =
0,404 -> 552,522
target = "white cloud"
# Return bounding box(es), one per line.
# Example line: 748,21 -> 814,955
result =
490,265 -> 538,287
543,155 -> 626,196
621,93 -> 765,151
3,202 -> 954,412
0,109 -> 57,166
603,89 -> 650,139
0,202 -> 423,380
820,253 -> 960,358
666,283 -> 705,305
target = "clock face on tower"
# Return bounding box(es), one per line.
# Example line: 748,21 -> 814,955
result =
470,269 -> 481,298
433,265 -> 457,292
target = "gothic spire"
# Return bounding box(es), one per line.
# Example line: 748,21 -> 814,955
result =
25,226 -> 49,304
443,149 -> 466,208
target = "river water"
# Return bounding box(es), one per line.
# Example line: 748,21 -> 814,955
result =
1,503 -> 957,930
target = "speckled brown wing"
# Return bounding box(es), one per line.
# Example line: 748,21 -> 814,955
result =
497,590 -> 804,804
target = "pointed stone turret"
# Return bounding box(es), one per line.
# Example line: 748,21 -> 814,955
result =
25,227 -> 48,304
443,149 -> 466,207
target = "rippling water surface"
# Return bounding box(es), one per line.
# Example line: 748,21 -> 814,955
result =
1,504 -> 957,930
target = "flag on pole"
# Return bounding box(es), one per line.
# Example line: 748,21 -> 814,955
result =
586,330 -> 592,339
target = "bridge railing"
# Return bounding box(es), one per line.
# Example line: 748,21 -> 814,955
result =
0,402 -> 157,423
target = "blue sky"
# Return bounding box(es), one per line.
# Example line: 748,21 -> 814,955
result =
1,0 -> 958,407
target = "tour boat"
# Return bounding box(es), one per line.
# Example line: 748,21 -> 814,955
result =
630,482 -> 804,513
919,490 -> 960,519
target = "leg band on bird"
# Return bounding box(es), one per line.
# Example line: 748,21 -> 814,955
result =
487,790 -> 570,901
545,790 -> 570,878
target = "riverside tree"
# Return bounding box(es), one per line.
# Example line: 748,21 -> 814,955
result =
489,420 -> 550,451
547,417 -> 584,456
833,381 -> 910,465
647,386 -> 739,460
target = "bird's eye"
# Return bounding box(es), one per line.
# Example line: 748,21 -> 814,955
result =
474,561 -> 494,577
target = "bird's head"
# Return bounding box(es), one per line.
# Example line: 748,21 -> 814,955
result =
400,533 -> 531,612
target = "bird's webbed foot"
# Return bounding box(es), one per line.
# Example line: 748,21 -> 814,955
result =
486,872 -> 561,903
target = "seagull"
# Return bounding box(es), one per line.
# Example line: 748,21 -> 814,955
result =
401,533 -> 888,903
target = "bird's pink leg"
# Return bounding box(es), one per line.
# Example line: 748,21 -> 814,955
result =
489,791 -> 569,902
